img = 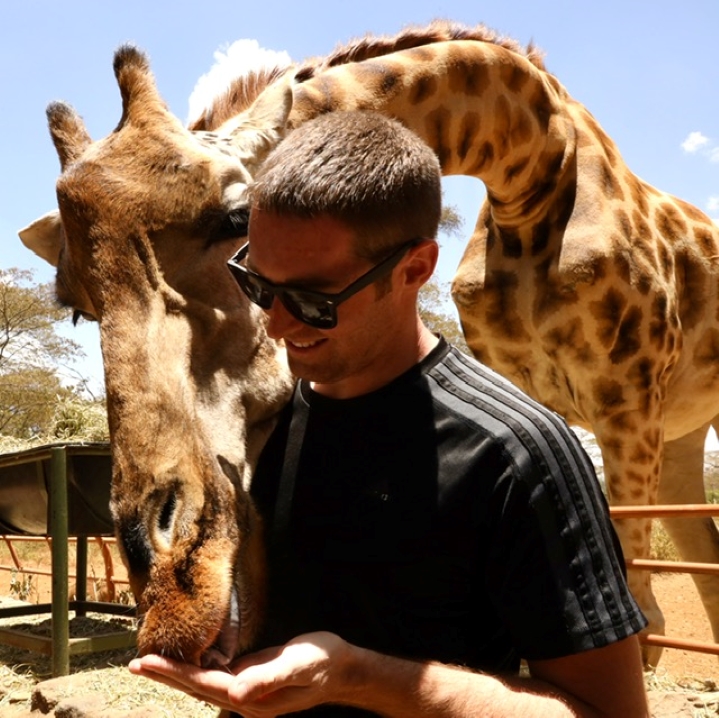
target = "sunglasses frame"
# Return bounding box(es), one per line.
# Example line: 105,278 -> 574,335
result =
227,238 -> 421,329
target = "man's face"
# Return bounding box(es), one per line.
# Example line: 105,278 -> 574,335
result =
245,209 -> 411,398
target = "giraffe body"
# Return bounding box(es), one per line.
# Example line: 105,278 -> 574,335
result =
19,21 -> 719,667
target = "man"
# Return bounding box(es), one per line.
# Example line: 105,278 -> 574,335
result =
130,111 -> 649,716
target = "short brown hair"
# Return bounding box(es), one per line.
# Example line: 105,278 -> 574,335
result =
248,111 -> 441,260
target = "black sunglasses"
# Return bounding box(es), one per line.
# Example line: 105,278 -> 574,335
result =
227,239 -> 420,329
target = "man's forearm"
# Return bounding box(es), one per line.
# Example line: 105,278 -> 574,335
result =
335,647 -> 585,718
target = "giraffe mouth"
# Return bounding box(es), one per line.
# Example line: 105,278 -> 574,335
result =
200,586 -> 240,668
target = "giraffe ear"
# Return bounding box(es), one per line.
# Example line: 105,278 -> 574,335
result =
225,73 -> 294,168
18,210 -> 63,267
242,71 -> 294,133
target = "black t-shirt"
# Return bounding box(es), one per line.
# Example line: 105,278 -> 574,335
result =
249,339 -> 646,716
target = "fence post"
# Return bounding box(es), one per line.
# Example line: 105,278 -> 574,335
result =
50,446 -> 70,677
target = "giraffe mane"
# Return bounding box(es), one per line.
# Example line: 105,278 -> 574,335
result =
189,20 -> 546,132
295,19 -> 547,81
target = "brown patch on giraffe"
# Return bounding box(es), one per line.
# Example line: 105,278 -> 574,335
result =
530,218 -> 551,257
656,201 -> 689,243
508,106 -> 534,147
424,105 -> 453,170
591,287 -> 639,357
494,94 -> 512,157
408,73 -> 439,105
694,225 -> 719,258
600,160 -> 625,201
482,270 -> 532,342
676,197 -> 710,224
676,251 -> 708,331
468,141 -> 495,174
642,428 -> 662,451
457,112 -> 481,164
695,328 -> 719,369
447,55 -> 491,97
627,357 -> 656,416
544,317 -> 596,365
592,376 -> 625,410
532,257 -> 579,325
499,60 -> 531,94
500,227 -> 522,258
504,155 -> 531,184
627,177 -> 651,219
648,295 -> 670,351
657,240 -> 674,281
611,305 -> 643,364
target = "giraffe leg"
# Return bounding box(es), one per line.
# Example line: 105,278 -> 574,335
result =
659,421 -> 719,653
595,428 -> 665,668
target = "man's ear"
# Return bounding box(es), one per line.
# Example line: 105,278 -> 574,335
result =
403,240 -> 439,288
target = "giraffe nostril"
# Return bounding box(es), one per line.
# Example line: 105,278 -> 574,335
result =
158,493 -> 177,536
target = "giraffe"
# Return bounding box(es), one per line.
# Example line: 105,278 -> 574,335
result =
19,21 -> 719,669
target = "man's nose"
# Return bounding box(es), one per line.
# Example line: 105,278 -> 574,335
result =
265,298 -> 302,339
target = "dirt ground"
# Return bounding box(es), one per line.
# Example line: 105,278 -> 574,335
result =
651,572 -> 717,683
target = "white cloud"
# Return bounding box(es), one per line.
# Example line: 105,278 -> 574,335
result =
187,40 -> 293,124
708,196 -> 719,212
681,131 -> 710,153
711,147 -> 719,163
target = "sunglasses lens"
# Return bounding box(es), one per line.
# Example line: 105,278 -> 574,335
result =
230,265 -> 274,309
282,291 -> 336,329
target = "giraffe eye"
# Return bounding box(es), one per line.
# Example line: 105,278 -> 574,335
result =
210,208 -> 249,243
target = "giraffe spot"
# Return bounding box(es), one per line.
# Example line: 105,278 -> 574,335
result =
694,225 -> 719,257
628,357 -> 656,398
591,287 -> 628,348
544,318 -> 596,365
532,257 -> 579,324
648,294 -> 670,351
676,197 -> 709,224
609,305 -> 643,364
656,201 -> 689,242
500,228 -> 522,258
408,74 -> 438,105
614,208 -> 633,242
482,270 -> 531,342
499,61 -> 530,93
424,106 -> 453,170
508,106 -> 534,148
470,141 -> 494,174
676,249 -> 708,331
600,160 -> 625,201
642,428 -> 661,450
628,178 -> 651,219
695,328 -> 719,368
657,240 -> 673,281
446,54 -> 490,96
527,84 -> 553,133
457,112 -> 481,163
531,218 -> 551,256
504,156 -> 530,183
601,436 -> 623,463
608,411 -> 638,434
495,94 -> 512,157
592,376 -> 625,410
552,181 -> 577,233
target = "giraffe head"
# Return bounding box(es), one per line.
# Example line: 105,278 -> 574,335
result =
19,46 -> 294,666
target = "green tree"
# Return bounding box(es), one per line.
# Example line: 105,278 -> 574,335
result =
419,201 -> 472,355
0,268 -> 86,438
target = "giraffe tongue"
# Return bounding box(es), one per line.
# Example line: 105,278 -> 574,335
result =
200,587 -> 240,668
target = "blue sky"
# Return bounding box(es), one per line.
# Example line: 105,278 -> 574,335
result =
2,0 -> 718,394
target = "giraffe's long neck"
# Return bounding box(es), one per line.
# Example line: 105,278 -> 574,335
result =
290,40 -> 576,227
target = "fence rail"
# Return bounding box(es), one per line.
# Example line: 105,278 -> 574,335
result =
609,503 -> 719,658
0,503 -> 717,661
0,535 -> 129,597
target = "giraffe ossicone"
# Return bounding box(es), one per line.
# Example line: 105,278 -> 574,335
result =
19,20 -> 719,669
